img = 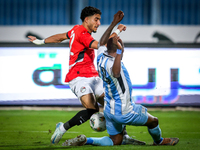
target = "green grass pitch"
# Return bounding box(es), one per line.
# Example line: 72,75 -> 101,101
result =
0,109 -> 200,150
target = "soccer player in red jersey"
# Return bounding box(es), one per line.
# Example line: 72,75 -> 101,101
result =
28,6 -> 141,145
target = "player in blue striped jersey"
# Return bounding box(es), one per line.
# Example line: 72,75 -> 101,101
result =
97,41 -> 134,116
93,26 -> 179,146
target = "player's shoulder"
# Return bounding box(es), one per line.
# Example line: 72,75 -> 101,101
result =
72,25 -> 88,34
71,24 -> 80,30
70,25 -> 80,33
97,45 -> 107,56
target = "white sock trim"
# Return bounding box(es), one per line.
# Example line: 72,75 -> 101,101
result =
123,134 -> 130,139
59,124 -> 66,133
159,138 -> 164,144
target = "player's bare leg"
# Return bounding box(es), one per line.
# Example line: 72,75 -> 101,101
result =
81,93 -> 99,110
96,93 -> 104,106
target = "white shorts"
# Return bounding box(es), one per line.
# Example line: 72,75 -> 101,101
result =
68,77 -> 104,100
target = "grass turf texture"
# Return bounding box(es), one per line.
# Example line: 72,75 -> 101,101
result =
0,109 -> 199,150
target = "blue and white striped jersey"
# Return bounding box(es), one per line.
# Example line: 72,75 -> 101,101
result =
97,46 -> 135,115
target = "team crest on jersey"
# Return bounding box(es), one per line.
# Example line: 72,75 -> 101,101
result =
80,87 -> 86,93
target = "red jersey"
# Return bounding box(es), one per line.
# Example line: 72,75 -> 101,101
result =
65,25 -> 99,82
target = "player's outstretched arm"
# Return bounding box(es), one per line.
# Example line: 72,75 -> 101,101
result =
99,10 -> 124,46
28,32 -> 68,45
112,37 -> 124,78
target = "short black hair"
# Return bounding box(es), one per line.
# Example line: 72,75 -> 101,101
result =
107,37 -> 118,53
80,6 -> 101,22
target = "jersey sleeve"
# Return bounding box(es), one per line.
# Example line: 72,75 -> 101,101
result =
67,28 -> 73,39
79,32 -> 94,48
66,31 -> 70,39
97,45 -> 114,76
97,45 -> 107,56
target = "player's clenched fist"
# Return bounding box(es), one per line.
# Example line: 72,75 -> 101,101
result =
113,10 -> 124,24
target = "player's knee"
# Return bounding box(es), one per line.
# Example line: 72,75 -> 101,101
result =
113,140 -> 122,145
80,93 -> 99,110
149,117 -> 159,129
110,134 -> 123,145
96,93 -> 104,106
153,117 -> 159,126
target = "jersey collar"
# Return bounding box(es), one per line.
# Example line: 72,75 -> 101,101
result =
103,52 -> 115,60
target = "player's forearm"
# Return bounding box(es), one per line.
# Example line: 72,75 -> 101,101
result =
99,22 -> 116,46
45,33 -> 67,43
112,53 -> 121,78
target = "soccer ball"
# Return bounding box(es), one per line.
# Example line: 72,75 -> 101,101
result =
90,112 -> 106,132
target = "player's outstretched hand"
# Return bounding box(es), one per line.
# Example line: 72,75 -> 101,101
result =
113,36 -> 122,50
28,36 -> 37,42
28,36 -> 45,45
112,10 -> 124,24
117,24 -> 126,32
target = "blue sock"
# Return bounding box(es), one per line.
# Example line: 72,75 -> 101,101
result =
85,138 -> 93,145
148,125 -> 163,144
86,136 -> 113,146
